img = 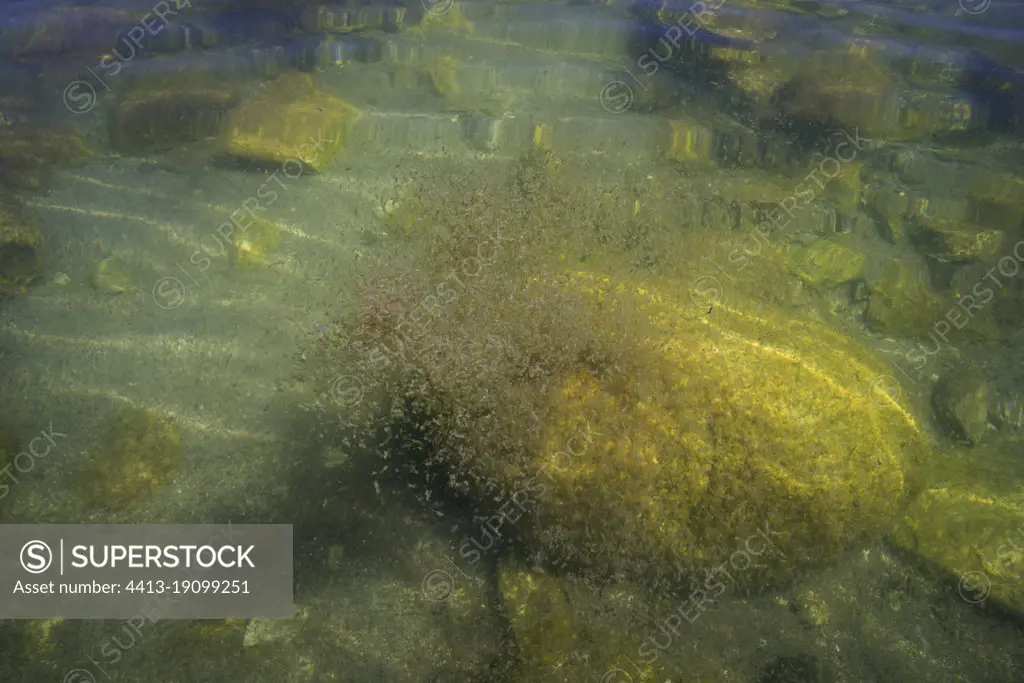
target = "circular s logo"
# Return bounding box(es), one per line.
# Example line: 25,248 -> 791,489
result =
867,374 -> 902,408
152,277 -> 186,310
63,81 -> 97,115
958,0 -> 990,14
63,669 -> 96,683
421,569 -> 455,602
422,0 -> 454,15
600,81 -> 634,114
958,570 -> 991,604
690,275 -> 724,309
330,374 -> 365,407
20,540 -> 53,574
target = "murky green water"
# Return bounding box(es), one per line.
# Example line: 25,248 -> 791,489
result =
1,0 -> 1023,681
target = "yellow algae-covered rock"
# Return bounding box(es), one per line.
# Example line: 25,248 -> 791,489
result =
0,193 -> 43,296
498,272 -> 927,580
219,72 -> 361,172
912,217 -> 1006,264
789,239 -> 865,287
889,439 -> 1024,615
864,258 -> 945,336
78,407 -> 182,511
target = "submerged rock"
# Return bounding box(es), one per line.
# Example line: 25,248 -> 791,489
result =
467,272 -> 928,582
499,564 -> 661,682
931,373 -> 992,445
218,72 -> 361,172
889,438 -> 1024,616
367,268 -> 931,586
77,407 -> 182,511
864,258 -> 945,336
789,239 -> 865,287
912,217 -> 1006,264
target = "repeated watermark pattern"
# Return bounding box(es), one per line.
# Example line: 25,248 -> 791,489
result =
600,0 -> 725,114
0,422 -> 67,502
151,129 -> 336,311
63,0 -> 194,115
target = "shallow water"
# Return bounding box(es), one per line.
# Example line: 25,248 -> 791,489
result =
1,1 -> 1024,681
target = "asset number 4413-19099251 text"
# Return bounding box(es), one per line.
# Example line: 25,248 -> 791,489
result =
125,579 -> 250,594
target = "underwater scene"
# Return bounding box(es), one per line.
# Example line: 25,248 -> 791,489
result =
1,0 -> 1024,680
